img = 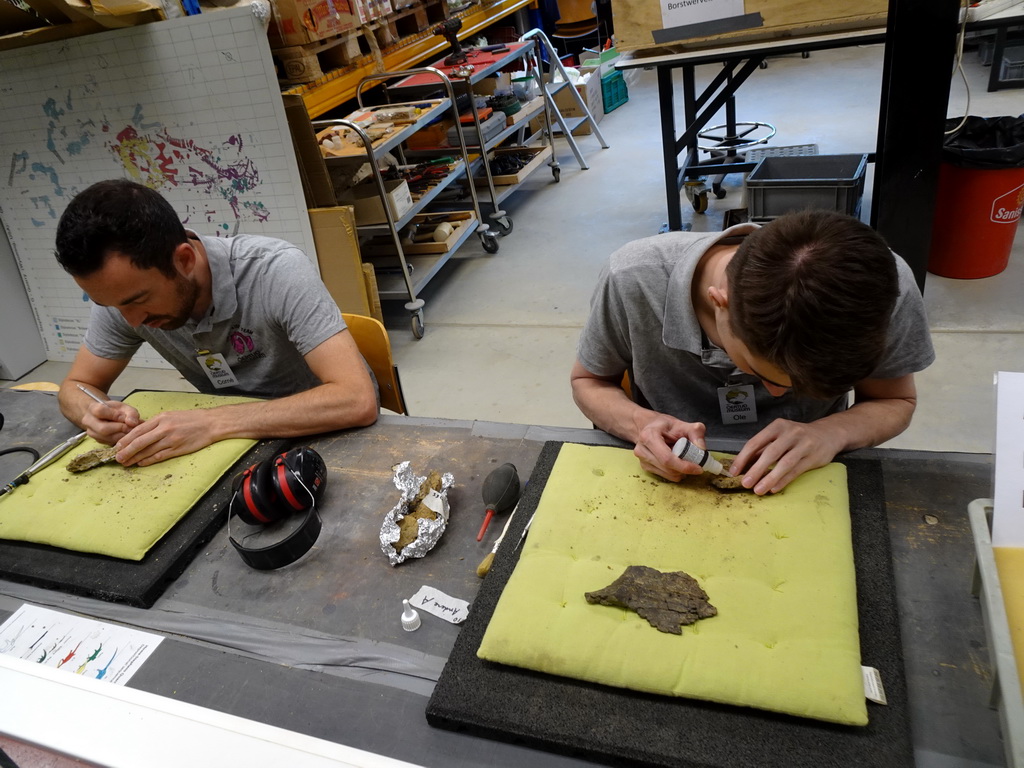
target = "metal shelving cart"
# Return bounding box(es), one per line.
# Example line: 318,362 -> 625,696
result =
387,32 -> 606,235
313,68 -> 489,339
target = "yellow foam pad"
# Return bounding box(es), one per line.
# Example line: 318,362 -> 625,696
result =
0,391 -> 259,561
477,443 -> 867,726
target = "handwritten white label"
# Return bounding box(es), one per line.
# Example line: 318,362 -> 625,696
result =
421,489 -> 449,522
410,586 -> 469,624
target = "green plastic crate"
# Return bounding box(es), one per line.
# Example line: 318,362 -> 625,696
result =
601,71 -> 628,113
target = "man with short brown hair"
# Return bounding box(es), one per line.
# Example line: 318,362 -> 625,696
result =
55,178 -> 378,467
571,210 -> 934,495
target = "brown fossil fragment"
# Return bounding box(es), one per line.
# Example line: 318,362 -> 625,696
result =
585,565 -> 717,635
711,474 -> 748,492
393,470 -> 444,551
66,446 -> 118,473
709,458 -> 752,493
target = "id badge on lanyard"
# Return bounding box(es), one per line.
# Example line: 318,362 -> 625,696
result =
717,383 -> 757,425
196,351 -> 239,389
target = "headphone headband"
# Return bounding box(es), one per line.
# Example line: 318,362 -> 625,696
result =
228,447 -> 326,570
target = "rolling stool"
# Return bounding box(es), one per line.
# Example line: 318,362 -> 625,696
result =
684,120 -> 776,214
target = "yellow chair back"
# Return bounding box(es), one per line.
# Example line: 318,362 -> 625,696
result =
342,313 -> 407,415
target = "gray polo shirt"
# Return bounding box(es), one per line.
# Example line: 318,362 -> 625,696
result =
83,233 -> 346,398
577,225 -> 935,439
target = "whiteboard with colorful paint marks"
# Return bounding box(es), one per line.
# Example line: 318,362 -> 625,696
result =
0,8 -> 314,366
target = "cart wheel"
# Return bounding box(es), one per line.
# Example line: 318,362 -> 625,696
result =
691,190 -> 709,214
759,60 -> 768,69
801,51 -> 810,59
411,310 -> 425,339
480,232 -> 500,253
714,185 -> 728,200
552,166 -> 561,183
493,216 -> 514,236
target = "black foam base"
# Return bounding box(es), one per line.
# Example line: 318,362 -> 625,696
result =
0,390 -> 288,607
427,441 -> 913,768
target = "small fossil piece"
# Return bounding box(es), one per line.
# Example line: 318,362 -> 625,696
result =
585,565 -> 717,635
66,446 -> 118,473
710,458 -> 751,493
394,470 -> 444,551
711,474 -> 748,492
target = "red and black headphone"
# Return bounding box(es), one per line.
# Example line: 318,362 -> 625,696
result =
228,446 -> 327,570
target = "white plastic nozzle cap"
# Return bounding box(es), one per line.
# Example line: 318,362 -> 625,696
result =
703,453 -> 725,476
401,599 -> 421,632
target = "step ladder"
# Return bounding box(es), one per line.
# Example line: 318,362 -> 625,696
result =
520,28 -> 610,170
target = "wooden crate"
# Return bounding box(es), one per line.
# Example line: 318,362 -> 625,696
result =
505,96 -> 545,127
474,145 -> 553,186
613,0 -> 888,54
363,212 -> 477,255
274,30 -> 366,84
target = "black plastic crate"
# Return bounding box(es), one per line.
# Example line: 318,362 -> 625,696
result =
1000,45 -> 1024,80
745,154 -> 868,221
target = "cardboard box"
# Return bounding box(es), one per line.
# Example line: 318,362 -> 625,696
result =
553,66 -> 604,135
309,206 -> 372,315
533,67 -> 605,137
338,177 -> 414,226
268,0 -> 358,47
613,0 -> 888,54
405,118 -> 454,149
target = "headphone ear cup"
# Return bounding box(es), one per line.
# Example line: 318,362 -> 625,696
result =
234,460 -> 284,525
274,451 -> 310,511
277,447 -> 327,509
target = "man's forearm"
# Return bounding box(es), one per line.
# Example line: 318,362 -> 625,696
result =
571,376 -> 650,444
819,396 -> 916,453
204,382 -> 378,442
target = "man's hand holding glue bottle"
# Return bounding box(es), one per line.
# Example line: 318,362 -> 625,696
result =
670,437 -> 726,477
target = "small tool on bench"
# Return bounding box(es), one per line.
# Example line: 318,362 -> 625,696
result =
476,462 -> 520,542
0,431 -> 87,497
476,500 -> 519,577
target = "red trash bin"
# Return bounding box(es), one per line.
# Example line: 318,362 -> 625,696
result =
928,115 -> 1024,279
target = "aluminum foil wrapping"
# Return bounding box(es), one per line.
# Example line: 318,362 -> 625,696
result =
380,461 -> 455,566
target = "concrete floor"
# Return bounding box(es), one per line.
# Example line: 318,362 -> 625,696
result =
4,41 -> 1023,456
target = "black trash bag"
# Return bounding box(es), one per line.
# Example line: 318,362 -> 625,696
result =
942,115 -> 1024,169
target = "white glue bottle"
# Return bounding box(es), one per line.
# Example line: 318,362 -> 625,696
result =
671,438 -> 726,476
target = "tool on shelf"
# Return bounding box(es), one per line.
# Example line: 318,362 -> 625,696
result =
434,19 -> 467,66
476,462 -> 521,542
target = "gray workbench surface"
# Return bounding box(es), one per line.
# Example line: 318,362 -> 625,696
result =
0,389 -> 1004,767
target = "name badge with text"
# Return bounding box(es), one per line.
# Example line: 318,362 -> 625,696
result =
197,353 -> 239,389
718,384 -> 757,424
